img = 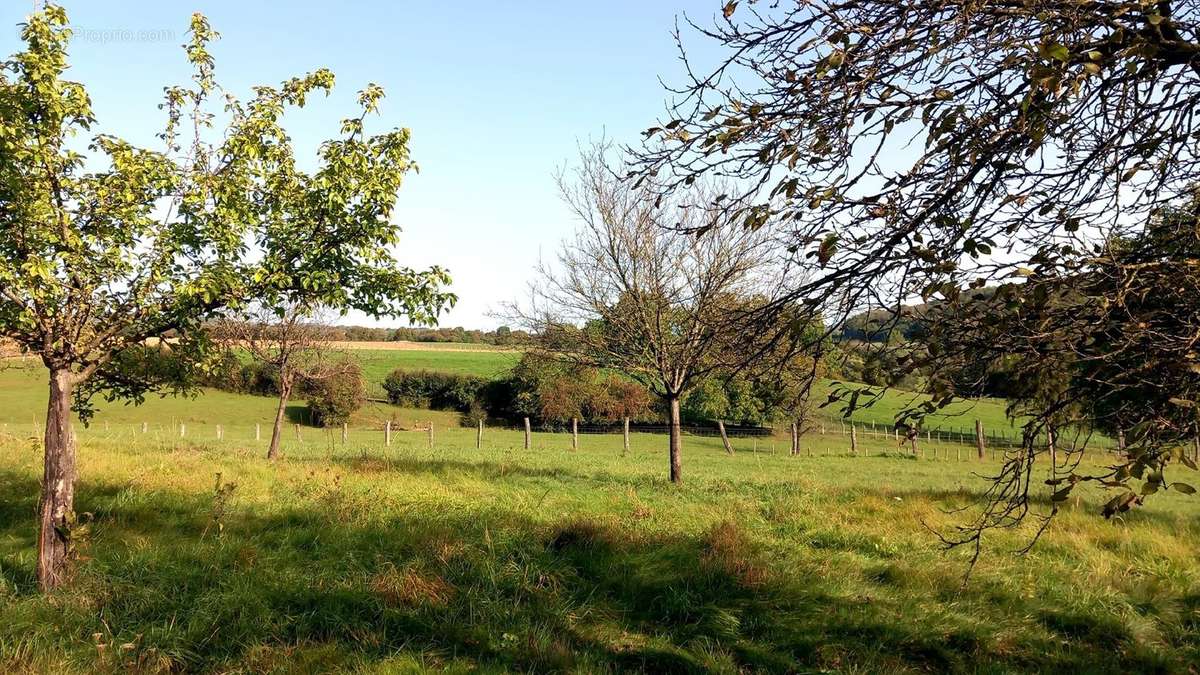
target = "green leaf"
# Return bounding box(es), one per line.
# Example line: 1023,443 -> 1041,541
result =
1041,42 -> 1070,62
1173,482 -> 1196,494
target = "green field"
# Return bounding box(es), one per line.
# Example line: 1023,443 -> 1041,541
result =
2,365 -> 1199,672
347,347 -> 520,382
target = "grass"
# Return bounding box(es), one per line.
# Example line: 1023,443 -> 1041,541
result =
1,364 -> 1199,672
342,347 -> 520,383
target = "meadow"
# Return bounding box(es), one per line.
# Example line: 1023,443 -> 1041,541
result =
1,362 -> 1199,673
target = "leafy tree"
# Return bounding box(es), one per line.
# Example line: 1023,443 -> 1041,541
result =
635,1 -> 1200,532
920,195 -> 1200,551
0,7 -> 452,590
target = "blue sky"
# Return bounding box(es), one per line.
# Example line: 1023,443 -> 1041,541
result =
0,1 -> 723,329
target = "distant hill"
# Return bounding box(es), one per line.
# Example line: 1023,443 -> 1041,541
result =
839,287 -> 999,342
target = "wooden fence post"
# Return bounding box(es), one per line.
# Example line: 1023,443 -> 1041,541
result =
428,423 -> 434,449
385,420 -> 391,447
790,422 -> 799,456
571,417 -> 578,450
341,423 -> 347,444
255,423 -> 260,441
524,417 -> 531,450
295,424 -> 302,442
718,420 -> 734,455
216,425 -> 223,440
179,423 -> 186,438
141,421 -> 148,434
850,424 -> 858,455
477,419 -> 483,449
974,420 -> 985,460
1117,428 -> 1126,454
623,417 -> 630,455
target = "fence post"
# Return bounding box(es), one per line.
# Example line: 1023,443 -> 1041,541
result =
216,425 -> 223,441
179,423 -> 186,438
850,424 -> 858,455
341,423 -> 347,444
1117,428 -> 1126,454
623,417 -> 630,455
477,419 -> 483,449
790,422 -> 799,456
524,417 -> 531,450
295,424 -> 302,442
718,420 -> 734,455
974,420 -> 985,460
385,420 -> 391,447
571,417 -> 578,450
255,423 -> 260,441
428,423 -> 434,449
142,421 -> 148,434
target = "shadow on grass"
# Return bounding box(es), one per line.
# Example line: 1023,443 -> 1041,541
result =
0,467 -> 1185,673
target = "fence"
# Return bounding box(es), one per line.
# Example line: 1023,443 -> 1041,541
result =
0,413 -> 1128,464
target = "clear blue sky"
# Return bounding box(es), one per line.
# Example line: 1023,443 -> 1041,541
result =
1,1 -> 722,329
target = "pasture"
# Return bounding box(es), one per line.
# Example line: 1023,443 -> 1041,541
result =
1,364 -> 1198,673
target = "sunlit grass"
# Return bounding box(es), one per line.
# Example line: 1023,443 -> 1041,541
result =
0,364 -> 1194,672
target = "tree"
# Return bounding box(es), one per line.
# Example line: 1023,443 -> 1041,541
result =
0,7 -> 453,590
634,2 -> 1200,527
917,195 -> 1200,554
512,142 -> 796,483
212,304 -> 343,460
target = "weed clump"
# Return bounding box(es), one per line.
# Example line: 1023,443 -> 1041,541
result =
700,519 -> 770,588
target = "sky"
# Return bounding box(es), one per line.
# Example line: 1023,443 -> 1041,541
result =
0,0 -> 723,329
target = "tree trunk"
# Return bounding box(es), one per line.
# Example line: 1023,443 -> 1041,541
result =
267,378 -> 292,460
717,420 -> 734,455
668,395 -> 682,484
38,369 -> 76,591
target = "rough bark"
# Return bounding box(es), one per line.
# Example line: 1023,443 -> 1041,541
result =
668,395 -> 683,484
37,369 -> 76,591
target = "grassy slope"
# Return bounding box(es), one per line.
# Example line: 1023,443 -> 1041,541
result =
1,367 -> 1199,672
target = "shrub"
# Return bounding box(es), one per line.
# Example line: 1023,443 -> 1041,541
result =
307,362 -> 365,427
382,369 -> 486,412
200,352 -> 279,395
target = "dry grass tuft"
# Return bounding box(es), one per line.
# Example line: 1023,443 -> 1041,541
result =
701,519 -> 771,588
348,456 -> 392,473
369,564 -> 454,608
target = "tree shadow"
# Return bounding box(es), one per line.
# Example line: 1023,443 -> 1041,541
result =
0,465 -> 1188,673
284,403 -> 311,425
